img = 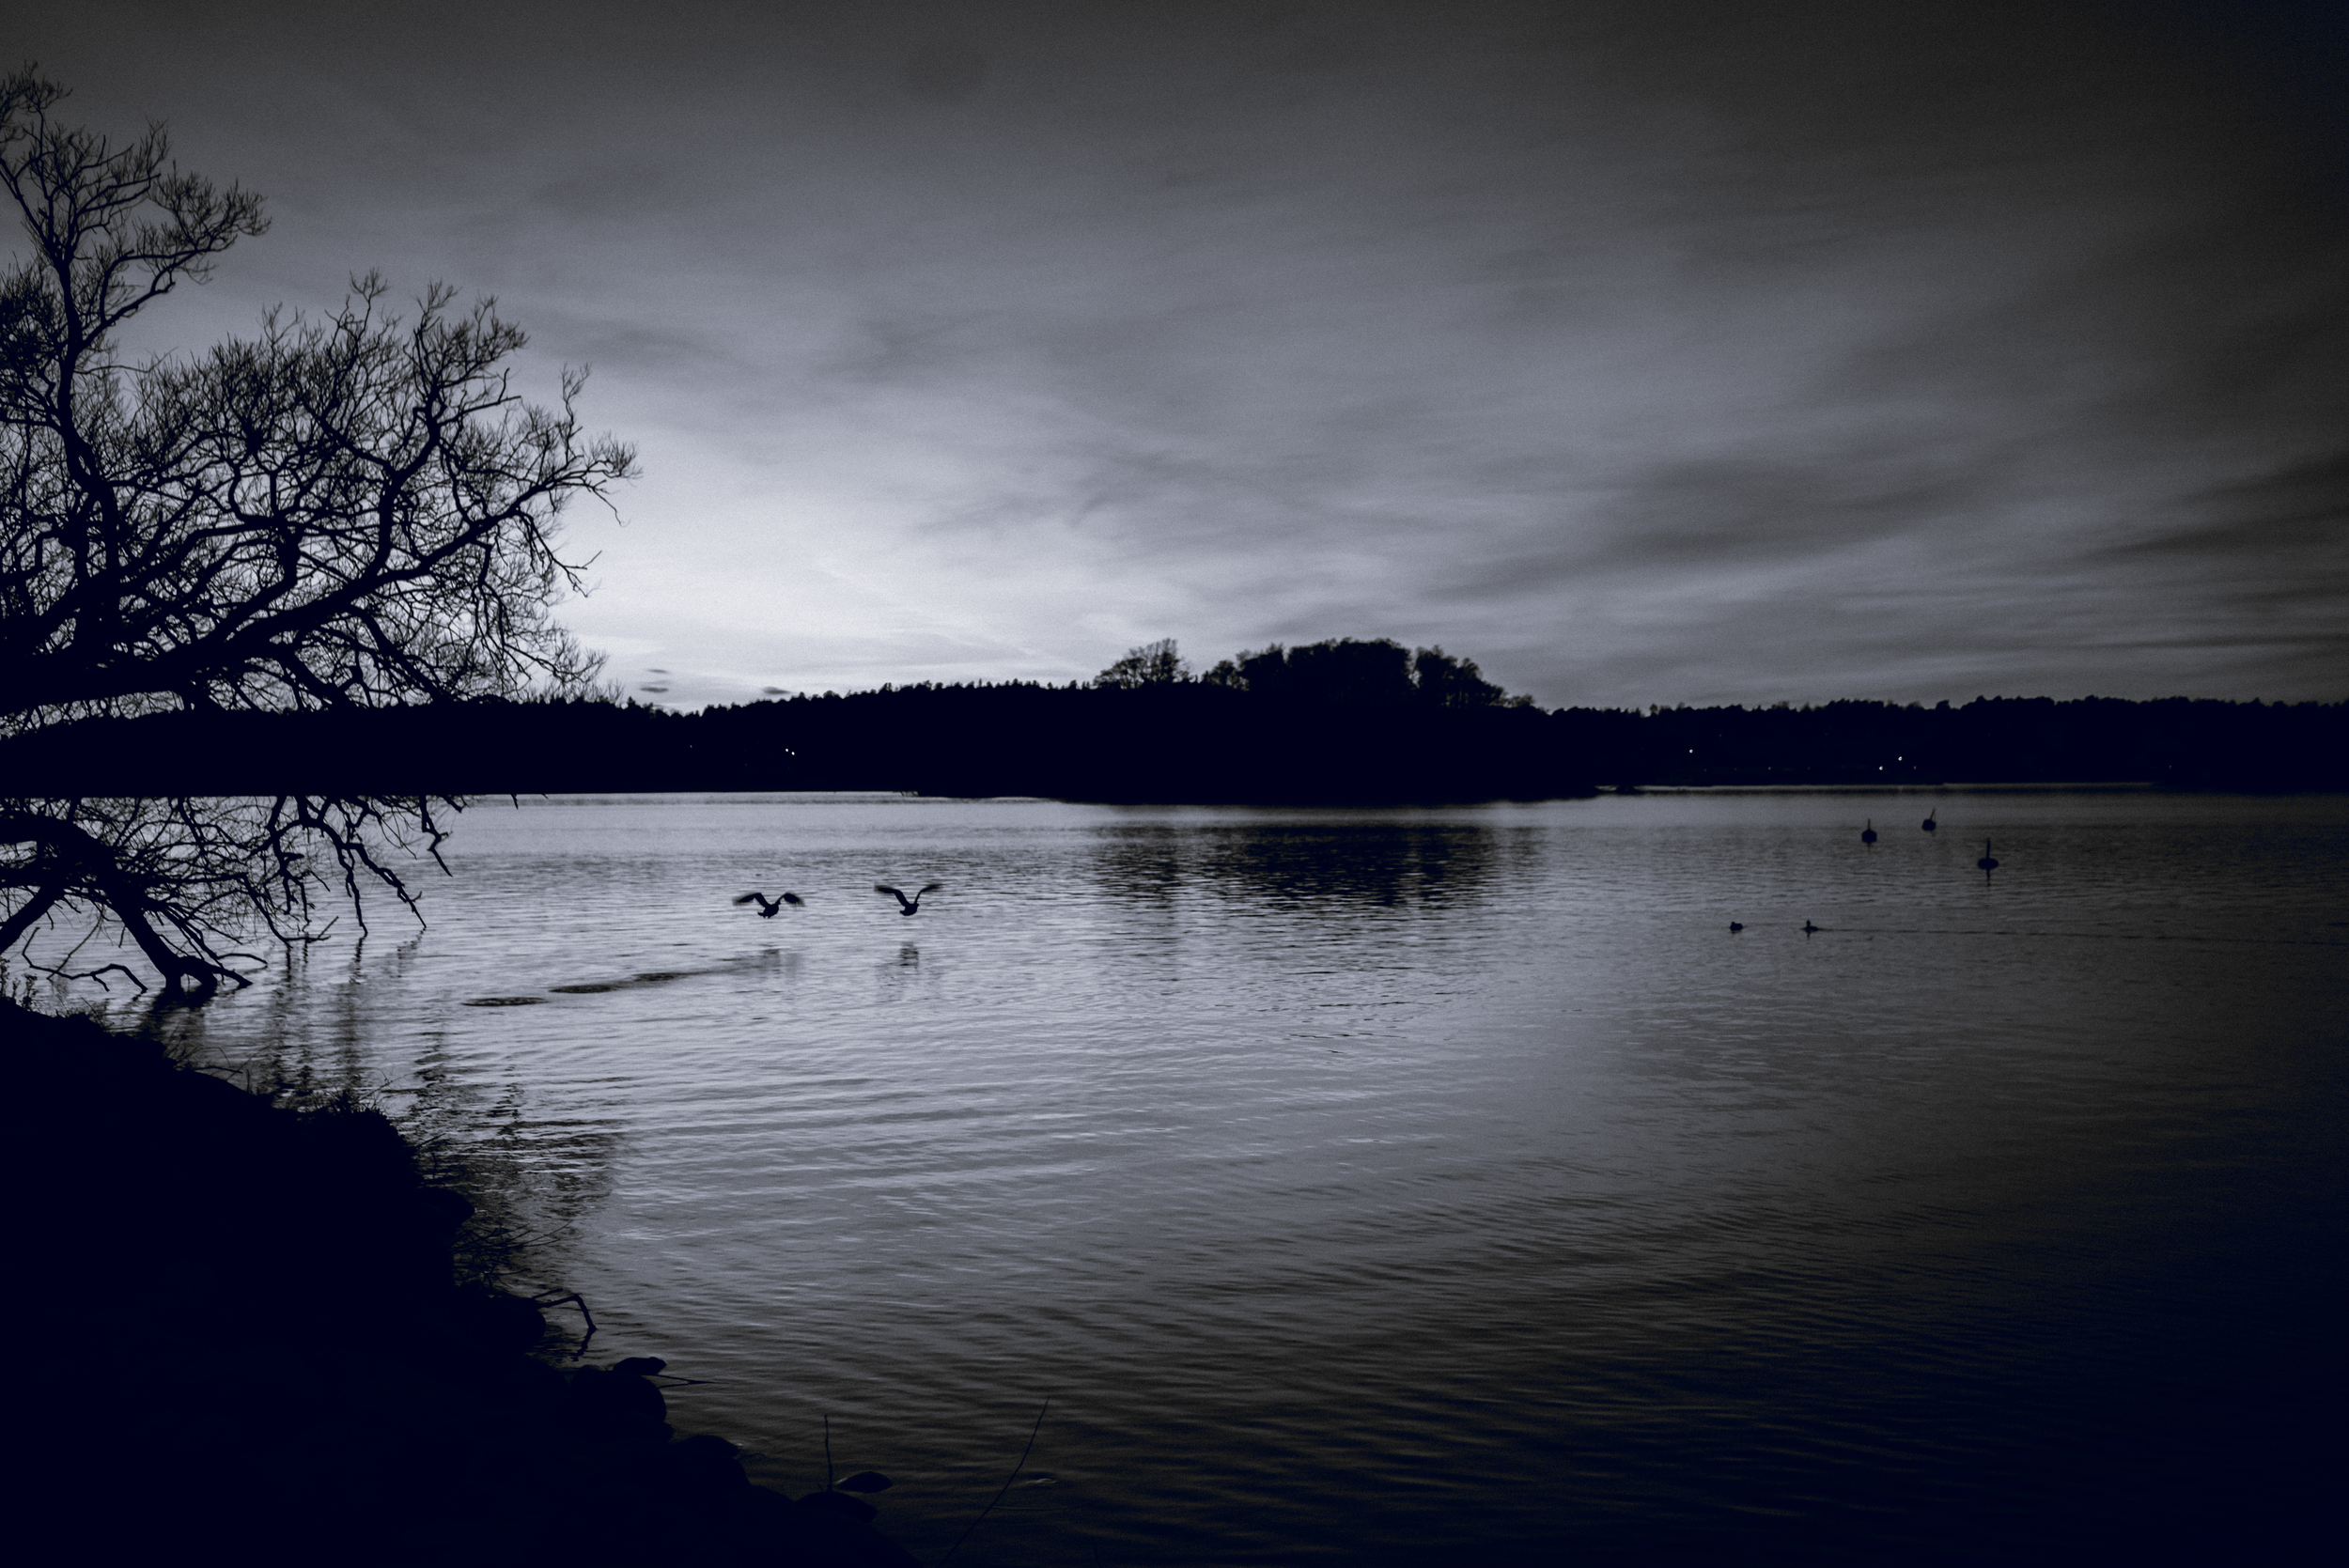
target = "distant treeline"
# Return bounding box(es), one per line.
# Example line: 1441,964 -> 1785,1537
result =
2,685 -> 1562,800
1569,695 -> 2342,789
4,639 -> 2341,800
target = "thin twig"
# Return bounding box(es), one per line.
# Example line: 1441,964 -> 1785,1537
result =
528,1289 -> 598,1334
939,1399 -> 1050,1567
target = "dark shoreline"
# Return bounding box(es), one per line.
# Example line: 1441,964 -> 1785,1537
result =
11,999 -> 918,1566
7,691 -> 2338,800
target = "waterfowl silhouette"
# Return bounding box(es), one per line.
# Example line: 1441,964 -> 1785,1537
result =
1976,840 -> 2000,878
1860,818 -> 1877,846
1921,808 -> 1937,832
733,892 -> 804,918
875,882 -> 943,916
1728,922 -> 1744,932
1802,920 -> 1822,934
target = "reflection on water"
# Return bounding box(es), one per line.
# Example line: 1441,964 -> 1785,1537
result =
43,793 -> 2349,1563
1148,821 -> 1506,907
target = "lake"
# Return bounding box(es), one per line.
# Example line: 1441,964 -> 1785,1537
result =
89,791 -> 2349,1563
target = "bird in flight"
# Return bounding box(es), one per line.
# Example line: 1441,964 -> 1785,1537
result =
733,892 -> 805,918
875,882 -> 943,916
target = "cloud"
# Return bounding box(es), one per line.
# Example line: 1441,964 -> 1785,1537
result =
12,0 -> 2344,707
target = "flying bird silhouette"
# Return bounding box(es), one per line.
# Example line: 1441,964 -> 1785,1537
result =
1860,818 -> 1877,845
733,892 -> 804,918
875,882 -> 943,916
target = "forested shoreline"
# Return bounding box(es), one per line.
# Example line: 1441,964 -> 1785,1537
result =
8,687 -> 2340,799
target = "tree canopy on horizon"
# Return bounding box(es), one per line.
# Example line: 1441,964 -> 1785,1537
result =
1097,635 -> 1534,711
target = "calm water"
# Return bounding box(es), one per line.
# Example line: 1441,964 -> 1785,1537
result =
75,792 -> 2349,1562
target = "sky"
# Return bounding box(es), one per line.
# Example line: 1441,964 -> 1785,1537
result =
7,0 -> 2345,710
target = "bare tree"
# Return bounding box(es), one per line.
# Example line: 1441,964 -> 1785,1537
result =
1411,645 -> 1532,709
1094,637 -> 1190,689
0,70 -> 635,1000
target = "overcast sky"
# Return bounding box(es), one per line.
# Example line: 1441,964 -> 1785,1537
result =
9,0 -> 2345,709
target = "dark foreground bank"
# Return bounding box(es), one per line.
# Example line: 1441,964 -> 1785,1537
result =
9,1000 -> 918,1567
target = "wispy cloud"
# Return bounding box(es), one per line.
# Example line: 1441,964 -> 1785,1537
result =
14,0 -> 2343,706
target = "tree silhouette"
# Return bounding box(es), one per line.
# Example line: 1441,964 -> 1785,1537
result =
0,70 -> 634,1000
1094,636 -> 1190,688
1198,637 -> 1533,711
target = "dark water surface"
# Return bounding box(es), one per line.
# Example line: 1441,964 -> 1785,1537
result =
102,793 -> 2346,1562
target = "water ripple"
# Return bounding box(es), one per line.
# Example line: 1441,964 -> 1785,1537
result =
126,793 -> 2349,1561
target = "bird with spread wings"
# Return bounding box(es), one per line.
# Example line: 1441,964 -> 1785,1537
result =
875,882 -> 943,916
733,891 -> 805,918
